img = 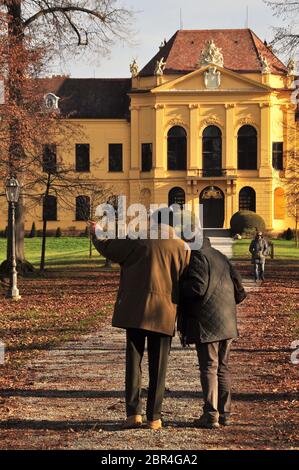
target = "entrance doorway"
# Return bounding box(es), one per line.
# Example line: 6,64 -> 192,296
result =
200,186 -> 224,228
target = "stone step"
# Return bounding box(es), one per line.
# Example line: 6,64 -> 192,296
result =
203,228 -> 231,238
208,237 -> 234,259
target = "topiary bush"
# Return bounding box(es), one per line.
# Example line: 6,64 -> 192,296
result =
0,226 -> 8,238
55,227 -> 62,238
282,227 -> 294,240
230,211 -> 266,236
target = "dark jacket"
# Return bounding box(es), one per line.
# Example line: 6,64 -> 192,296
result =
178,238 -> 240,344
93,224 -> 190,336
249,237 -> 268,261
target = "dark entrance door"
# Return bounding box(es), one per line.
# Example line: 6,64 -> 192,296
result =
200,186 -> 224,228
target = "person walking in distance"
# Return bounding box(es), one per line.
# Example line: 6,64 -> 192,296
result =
249,231 -> 268,281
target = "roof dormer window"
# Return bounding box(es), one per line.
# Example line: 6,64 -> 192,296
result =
44,93 -> 60,111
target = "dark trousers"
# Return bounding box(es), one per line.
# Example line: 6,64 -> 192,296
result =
126,328 -> 172,421
196,339 -> 233,421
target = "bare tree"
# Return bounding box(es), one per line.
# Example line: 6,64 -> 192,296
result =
284,124 -> 299,246
0,1 -> 133,273
24,157 -> 111,271
265,1 -> 299,244
264,0 -> 299,55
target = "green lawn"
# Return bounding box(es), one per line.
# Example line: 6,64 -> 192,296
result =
1,237 -> 298,269
0,237 -> 104,269
233,239 -> 299,260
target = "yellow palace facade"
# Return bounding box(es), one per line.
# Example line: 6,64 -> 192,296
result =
1,29 -> 298,232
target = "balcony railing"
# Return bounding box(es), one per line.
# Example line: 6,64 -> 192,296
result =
201,168 -> 226,177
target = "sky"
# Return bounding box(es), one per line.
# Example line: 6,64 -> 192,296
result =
52,0 -> 285,78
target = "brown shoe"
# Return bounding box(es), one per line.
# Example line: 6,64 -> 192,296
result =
146,419 -> 162,430
122,415 -> 143,429
219,415 -> 232,426
193,415 -> 220,429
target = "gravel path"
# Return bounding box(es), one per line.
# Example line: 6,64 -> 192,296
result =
0,277 -> 298,450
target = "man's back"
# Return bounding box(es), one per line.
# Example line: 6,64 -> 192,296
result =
93,226 -> 190,336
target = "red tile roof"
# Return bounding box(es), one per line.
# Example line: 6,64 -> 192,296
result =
140,29 -> 287,76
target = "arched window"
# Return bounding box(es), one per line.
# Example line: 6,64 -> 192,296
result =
238,125 -> 257,170
167,126 -> 187,171
239,186 -> 256,212
43,195 -> 57,221
274,188 -> 285,220
202,125 -> 222,176
168,187 -> 185,208
76,195 -> 91,221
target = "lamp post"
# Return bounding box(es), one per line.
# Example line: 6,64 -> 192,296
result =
5,176 -> 21,301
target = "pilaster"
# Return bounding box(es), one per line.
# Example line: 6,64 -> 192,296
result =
259,102 -> 272,178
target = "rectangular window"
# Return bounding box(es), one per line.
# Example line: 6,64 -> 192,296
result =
272,142 -> 283,170
76,144 -> 90,172
42,144 -> 57,173
43,195 -> 57,221
109,144 -> 123,172
141,143 -> 152,172
76,196 -> 91,221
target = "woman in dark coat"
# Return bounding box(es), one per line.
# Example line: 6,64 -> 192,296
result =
178,237 -> 246,429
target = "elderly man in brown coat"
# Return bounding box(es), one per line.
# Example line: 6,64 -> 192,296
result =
91,218 -> 190,430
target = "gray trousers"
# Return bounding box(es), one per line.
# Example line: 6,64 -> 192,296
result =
196,339 -> 233,421
126,328 -> 172,421
254,259 -> 265,280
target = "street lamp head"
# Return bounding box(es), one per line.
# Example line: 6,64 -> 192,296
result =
5,176 -> 20,203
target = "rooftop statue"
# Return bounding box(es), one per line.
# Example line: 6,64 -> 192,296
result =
155,57 -> 166,76
199,39 -> 224,67
130,59 -> 139,78
287,58 -> 296,76
260,55 -> 271,74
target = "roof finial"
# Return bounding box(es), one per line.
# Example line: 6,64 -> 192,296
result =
245,5 -> 249,28
180,8 -> 183,30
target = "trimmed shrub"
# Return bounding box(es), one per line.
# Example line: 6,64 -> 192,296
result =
282,227 -> 294,240
29,222 -> 36,238
230,210 -> 266,236
55,227 -> 62,238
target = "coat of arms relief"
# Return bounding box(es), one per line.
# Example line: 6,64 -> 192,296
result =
199,40 -> 224,90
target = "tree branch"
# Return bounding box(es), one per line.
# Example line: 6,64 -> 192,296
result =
24,6 -> 107,28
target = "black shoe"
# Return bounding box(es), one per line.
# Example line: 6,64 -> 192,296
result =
193,415 -> 220,429
219,415 -> 232,426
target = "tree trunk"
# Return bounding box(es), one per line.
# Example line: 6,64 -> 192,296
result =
40,173 -> 51,271
1,1 -> 35,275
16,196 -> 34,273
40,219 -> 47,271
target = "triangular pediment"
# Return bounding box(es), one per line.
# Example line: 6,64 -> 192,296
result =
151,65 -> 271,94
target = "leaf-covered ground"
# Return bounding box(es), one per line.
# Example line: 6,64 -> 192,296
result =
0,262 -> 298,450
